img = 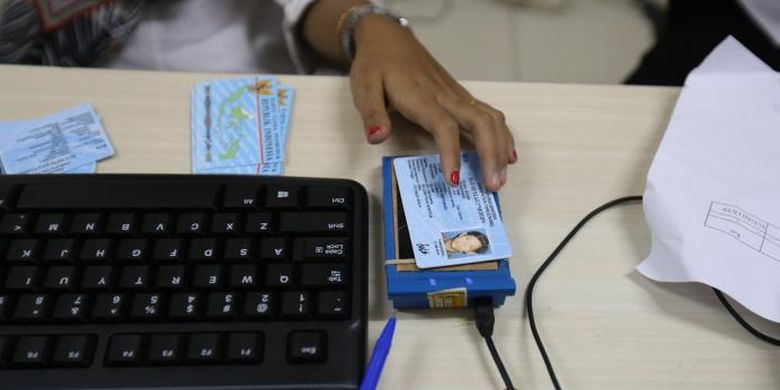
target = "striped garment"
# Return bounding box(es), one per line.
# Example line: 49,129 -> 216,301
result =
0,0 -> 144,66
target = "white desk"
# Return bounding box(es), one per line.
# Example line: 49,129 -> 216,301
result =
2,64 -> 779,389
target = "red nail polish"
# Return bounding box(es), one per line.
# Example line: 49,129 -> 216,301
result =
450,170 -> 460,185
511,149 -> 517,163
368,125 -> 382,136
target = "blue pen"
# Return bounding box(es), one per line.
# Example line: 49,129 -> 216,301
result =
359,316 -> 397,390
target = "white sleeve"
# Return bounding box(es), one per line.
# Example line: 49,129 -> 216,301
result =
274,0 -> 381,74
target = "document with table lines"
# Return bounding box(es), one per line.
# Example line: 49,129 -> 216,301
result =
638,36 -> 780,322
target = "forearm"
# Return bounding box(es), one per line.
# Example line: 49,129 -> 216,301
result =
301,0 -> 370,65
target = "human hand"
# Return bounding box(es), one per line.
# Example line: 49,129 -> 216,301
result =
349,15 -> 517,192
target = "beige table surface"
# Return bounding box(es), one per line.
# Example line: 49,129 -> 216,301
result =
1,64 -> 780,389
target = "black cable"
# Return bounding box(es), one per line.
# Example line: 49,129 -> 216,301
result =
525,195 -> 780,389
474,298 -> 516,390
525,195 -> 642,390
713,288 -> 780,347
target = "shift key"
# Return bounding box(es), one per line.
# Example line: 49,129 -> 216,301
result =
281,212 -> 348,234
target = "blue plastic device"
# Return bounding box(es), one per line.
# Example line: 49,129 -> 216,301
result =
382,156 -> 516,309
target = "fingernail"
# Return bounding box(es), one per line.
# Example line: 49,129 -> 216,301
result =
510,149 -> 518,163
450,170 -> 460,186
492,173 -> 501,191
500,168 -> 507,184
368,125 -> 382,137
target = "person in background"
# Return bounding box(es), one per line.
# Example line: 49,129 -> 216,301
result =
0,0 -> 516,192
628,0 -> 780,85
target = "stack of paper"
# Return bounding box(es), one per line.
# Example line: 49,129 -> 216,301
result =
638,37 -> 780,322
0,104 -> 114,174
190,77 -> 294,175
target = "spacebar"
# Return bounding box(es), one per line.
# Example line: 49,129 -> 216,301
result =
17,182 -> 220,209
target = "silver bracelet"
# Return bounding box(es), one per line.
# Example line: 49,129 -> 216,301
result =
338,4 -> 410,61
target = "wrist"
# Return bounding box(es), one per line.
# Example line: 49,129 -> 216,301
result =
339,5 -> 411,60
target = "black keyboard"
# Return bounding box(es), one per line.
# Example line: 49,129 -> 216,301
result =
0,175 -> 368,389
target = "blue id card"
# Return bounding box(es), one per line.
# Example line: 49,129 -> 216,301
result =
392,152 -> 513,268
278,84 -> 295,147
191,77 -> 282,172
0,105 -> 114,174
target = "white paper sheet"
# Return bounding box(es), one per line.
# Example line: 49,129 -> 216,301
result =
638,36 -> 780,322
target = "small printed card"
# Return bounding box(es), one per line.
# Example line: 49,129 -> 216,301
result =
393,152 -> 512,268
0,104 -> 111,174
191,77 -> 293,175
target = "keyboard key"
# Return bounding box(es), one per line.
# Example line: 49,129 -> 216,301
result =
81,266 -> 114,290
169,293 -> 202,319
147,334 -> 182,365
92,293 -> 125,320
18,182 -> 219,209
34,213 -> 67,235
119,266 -> 151,290
223,184 -> 260,209
211,213 -> 240,235
280,212 -> 348,234
11,336 -> 51,367
4,266 -> 39,290
318,291 -> 348,317
245,212 -> 273,234
43,238 -> 77,262
0,185 -> 14,210
156,265 -> 186,289
206,292 -> 238,319
192,265 -> 222,289
52,335 -> 95,367
265,185 -> 299,208
106,334 -> 145,366
0,213 -> 31,236
79,239 -> 113,262
43,265 -> 77,290
116,239 -> 149,262
295,237 -> 349,260
0,295 -> 11,322
229,264 -> 257,288
266,263 -> 295,287
224,238 -> 254,260
13,294 -> 51,322
130,293 -> 165,320
226,333 -> 262,363
177,213 -> 206,235
0,337 -> 9,367
189,239 -> 218,261
306,187 -> 351,209
260,238 -> 288,260
142,213 -> 171,235
153,238 -> 184,261
281,291 -> 310,317
287,331 -> 326,363
244,292 -> 275,318
53,294 -> 90,321
70,213 -> 103,235
186,333 -> 222,363
6,239 -> 40,262
302,263 -> 347,287
106,213 -> 137,235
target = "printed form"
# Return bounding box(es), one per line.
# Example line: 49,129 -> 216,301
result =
638,36 -> 780,322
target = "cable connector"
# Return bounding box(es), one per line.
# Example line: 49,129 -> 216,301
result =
473,297 -> 496,338
472,298 -> 516,390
